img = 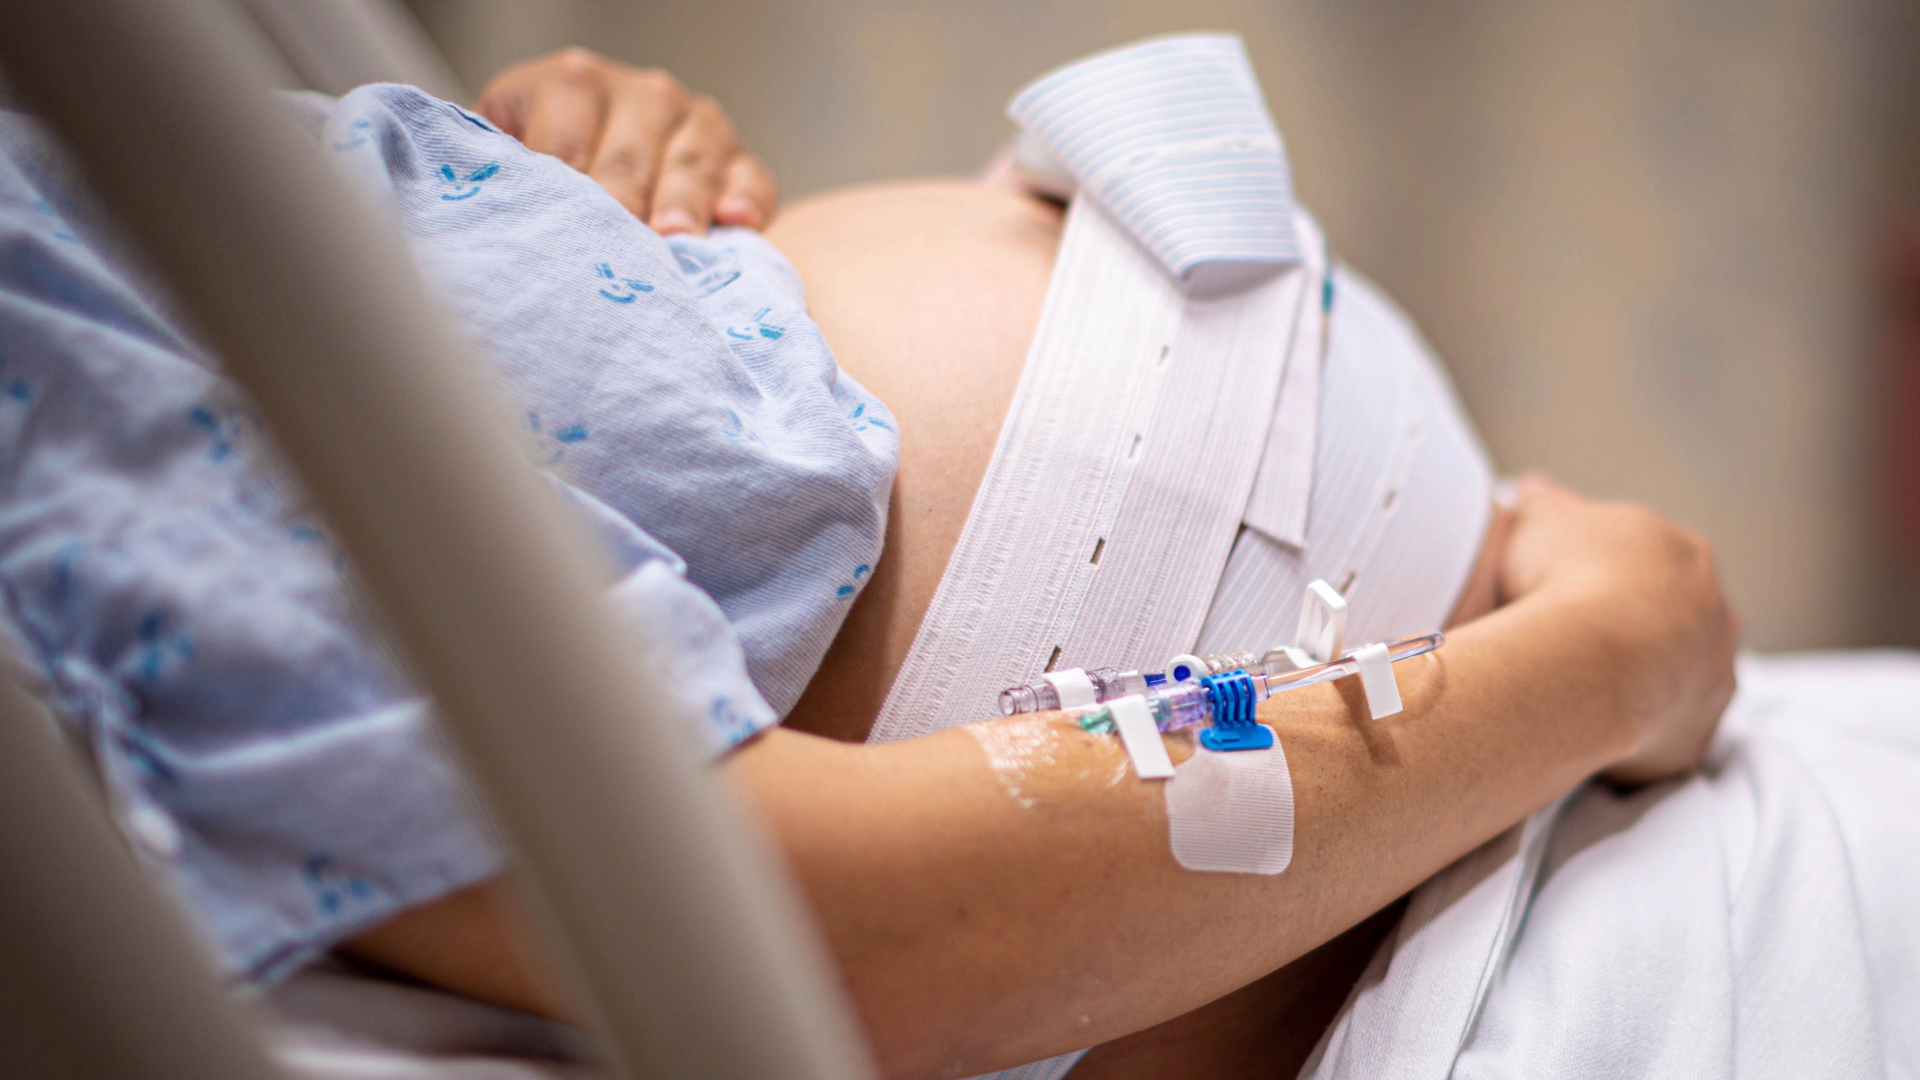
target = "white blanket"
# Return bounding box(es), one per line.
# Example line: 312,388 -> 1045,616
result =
1305,651 -> 1920,1079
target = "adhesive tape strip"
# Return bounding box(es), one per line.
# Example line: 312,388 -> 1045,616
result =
1043,668 -> 1099,709
1353,641 -> 1403,719
1166,738 -> 1293,874
1109,694 -> 1175,779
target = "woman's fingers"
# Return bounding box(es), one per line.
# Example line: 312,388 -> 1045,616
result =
473,54 -> 539,136
475,48 -> 779,234
587,69 -> 690,221
647,95 -> 739,235
516,52 -> 612,173
1493,474 -> 1739,783
1496,473 -> 1579,601
714,153 -> 779,229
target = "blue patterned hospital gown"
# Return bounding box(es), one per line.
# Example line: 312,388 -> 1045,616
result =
0,86 -> 897,980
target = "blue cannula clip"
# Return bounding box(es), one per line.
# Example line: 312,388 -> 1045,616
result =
1196,671 -> 1274,751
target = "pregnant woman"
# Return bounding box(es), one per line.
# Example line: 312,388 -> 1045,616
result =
0,42 -> 1743,1080
340,46 -> 1737,1079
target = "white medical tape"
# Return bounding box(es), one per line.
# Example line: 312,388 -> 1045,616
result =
1042,668 -> 1099,709
1353,641 -> 1403,719
1295,578 -> 1348,663
1109,694 -> 1175,779
1166,737 -> 1294,874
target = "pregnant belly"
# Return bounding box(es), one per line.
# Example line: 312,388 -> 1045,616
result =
766,181 -> 1505,743
767,181 -> 1063,742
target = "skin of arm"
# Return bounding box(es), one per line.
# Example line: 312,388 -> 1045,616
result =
344,481 -> 1736,1078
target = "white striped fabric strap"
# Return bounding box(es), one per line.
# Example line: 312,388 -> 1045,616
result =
1242,216 -> 1329,549
1007,32 -> 1302,279
869,196 -> 1315,742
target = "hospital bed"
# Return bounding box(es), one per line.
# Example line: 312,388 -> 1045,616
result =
0,0 -> 878,1077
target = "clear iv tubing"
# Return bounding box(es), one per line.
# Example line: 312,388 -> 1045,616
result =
1148,631 -> 1446,731
1190,650 -> 1259,677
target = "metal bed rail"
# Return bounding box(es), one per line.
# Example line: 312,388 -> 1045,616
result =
0,677 -> 289,1080
237,0 -> 469,100
0,0 -> 878,1077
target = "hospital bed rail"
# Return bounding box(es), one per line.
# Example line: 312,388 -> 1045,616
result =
0,676 -> 291,1079
0,1 -> 879,1078
237,0 -> 468,101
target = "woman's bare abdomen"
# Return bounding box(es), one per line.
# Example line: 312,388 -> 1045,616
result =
769,181 -> 1063,743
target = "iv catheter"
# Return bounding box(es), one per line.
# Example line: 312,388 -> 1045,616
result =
1004,631 -> 1446,752
997,667 -> 1153,715
1218,630 -> 1443,707
999,632 -> 1444,717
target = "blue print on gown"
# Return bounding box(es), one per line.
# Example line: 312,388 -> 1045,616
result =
332,118 -> 373,151
595,261 -> 654,303
437,161 -> 499,200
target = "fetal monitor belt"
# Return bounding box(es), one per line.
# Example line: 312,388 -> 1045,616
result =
870,197 -> 1327,742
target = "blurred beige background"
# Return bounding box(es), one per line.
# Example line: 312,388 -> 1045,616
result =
408,0 -> 1919,650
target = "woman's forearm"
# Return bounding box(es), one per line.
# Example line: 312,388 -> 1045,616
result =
725,579 -> 1640,1077
342,581 -> 1644,1076
341,483 -> 1734,1080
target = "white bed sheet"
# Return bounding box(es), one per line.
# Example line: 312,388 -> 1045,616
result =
258,961 -> 605,1080
1306,650 -> 1920,1080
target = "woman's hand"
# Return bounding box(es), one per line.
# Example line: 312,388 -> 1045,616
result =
475,48 -> 778,234
1498,474 -> 1739,783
